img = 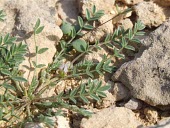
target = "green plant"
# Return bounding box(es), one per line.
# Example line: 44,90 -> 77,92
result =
0,10 -> 5,21
0,6 -> 145,127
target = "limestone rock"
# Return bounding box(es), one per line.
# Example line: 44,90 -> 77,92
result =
146,117 -> 170,128
119,18 -> 133,30
134,1 -> 166,27
80,107 -> 143,128
125,98 -> 143,110
56,0 -> 78,23
1,0 -> 63,83
112,19 -> 170,107
111,83 -> 130,101
0,1 -> 16,34
117,0 -> 143,5
95,91 -> 116,108
153,0 -> 170,7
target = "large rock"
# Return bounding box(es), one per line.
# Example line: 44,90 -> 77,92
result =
80,107 -> 142,128
153,0 -> 170,7
0,0 -> 63,83
112,19 -> 170,107
134,1 -> 166,27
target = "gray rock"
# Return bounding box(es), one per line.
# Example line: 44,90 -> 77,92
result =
112,19 -> 170,107
80,107 -> 143,128
111,82 -> 130,101
125,98 -> 143,110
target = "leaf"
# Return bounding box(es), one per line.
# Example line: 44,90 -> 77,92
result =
83,24 -> 94,30
80,95 -> 89,103
78,16 -> 84,28
34,18 -> 40,30
80,84 -> 86,95
38,48 -> 48,54
135,31 -> 145,36
86,9 -> 91,20
32,61 -> 37,68
35,26 -> 44,34
131,38 -> 141,43
0,36 -> 2,45
2,83 -> 16,91
60,40 -> 66,49
98,85 -> 111,92
96,91 -> 107,97
92,5 -> 96,14
61,21 -> 73,35
12,76 -> 27,82
71,27 -> 77,38
72,39 -> 87,52
70,88 -> 78,97
90,94 -> 100,101
125,45 -> 135,51
1,69 -> 11,76
3,33 -> 9,44
36,64 -> 46,68
70,97 -> 77,104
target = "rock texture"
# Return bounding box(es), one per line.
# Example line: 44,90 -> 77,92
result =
146,118 -> 170,128
0,0 -> 63,83
80,107 -> 142,128
117,0 -> 143,5
134,1 -> 166,27
56,0 -> 78,23
153,0 -> 170,7
125,98 -> 143,110
111,83 -> 130,101
112,19 -> 170,107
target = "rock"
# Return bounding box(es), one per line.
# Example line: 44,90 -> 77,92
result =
112,4 -> 132,24
80,107 -> 143,128
125,98 -> 143,110
95,91 -> 116,108
144,108 -> 158,125
1,0 -> 63,83
134,1 -> 166,27
56,116 -> 70,128
119,18 -> 133,30
153,0 -> 170,7
146,117 -> 170,128
111,82 -> 130,101
0,1 -> 16,34
112,19 -> 170,107
56,0 -> 78,23
24,123 -> 44,128
117,0 -> 143,5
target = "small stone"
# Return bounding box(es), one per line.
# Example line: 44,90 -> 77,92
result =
111,83 -> 130,101
144,108 -> 158,124
80,107 -> 143,128
134,1 -> 166,27
125,98 -> 143,110
119,18 -> 133,30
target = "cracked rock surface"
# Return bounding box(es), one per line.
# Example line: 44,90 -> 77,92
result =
112,19 -> 170,107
